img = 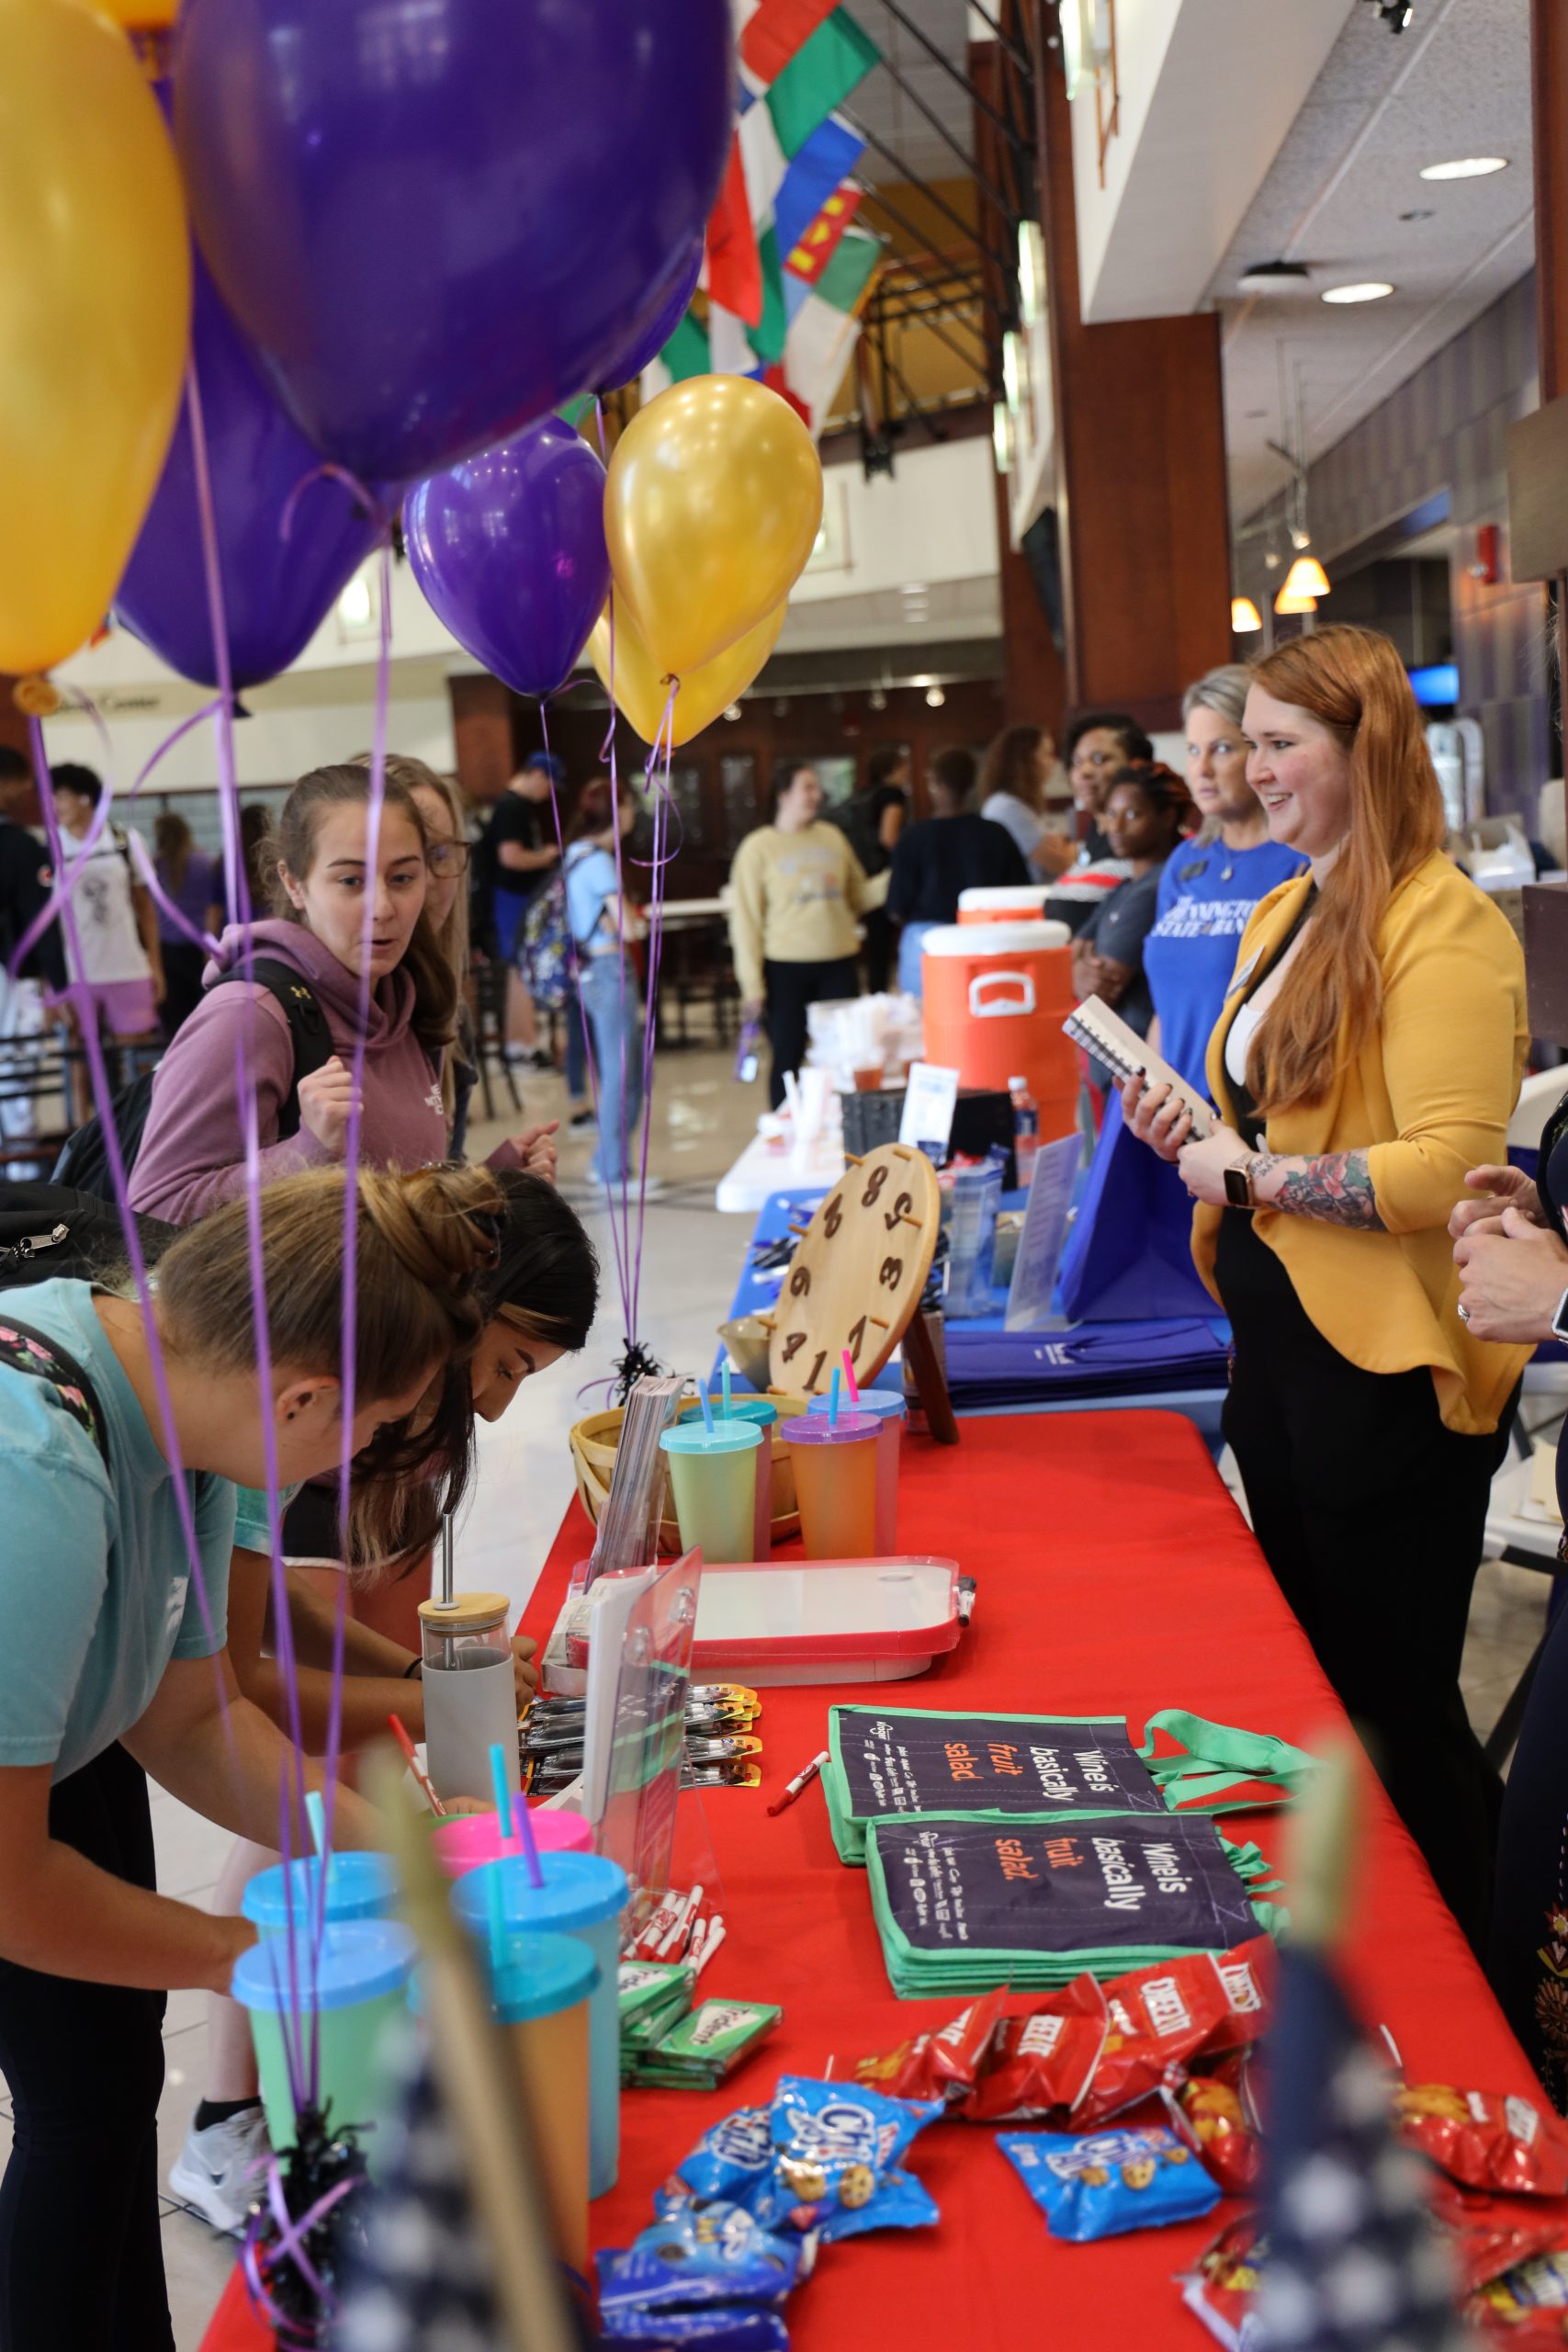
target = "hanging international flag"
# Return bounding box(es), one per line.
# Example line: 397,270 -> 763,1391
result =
766,9 -> 880,158
783,223 -> 881,433
739,0 -> 840,85
787,180 -> 864,283
705,132 -> 762,327
773,113 -> 865,257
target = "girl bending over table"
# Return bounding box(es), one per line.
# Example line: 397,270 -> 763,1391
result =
0,1159 -> 502,2352
172,1169 -> 598,2229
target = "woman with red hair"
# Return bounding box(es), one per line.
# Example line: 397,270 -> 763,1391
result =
1124,624 -> 1529,1950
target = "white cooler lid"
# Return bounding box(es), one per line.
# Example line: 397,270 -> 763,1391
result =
921,919 -> 1071,955
957,885 -> 1049,910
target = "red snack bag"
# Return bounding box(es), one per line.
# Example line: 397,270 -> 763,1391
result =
1398,2086 -> 1568,2199
1431,2178 -> 1568,2298
1204,1935 -> 1279,2058
1468,2250 -> 1568,2339
1075,1951 -> 1234,2127
1165,2052 -> 1260,2195
1179,2213 -> 1265,2352
961,1975 -> 1108,2123
853,1989 -> 1005,2107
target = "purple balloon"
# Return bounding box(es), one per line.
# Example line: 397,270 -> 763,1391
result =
114,258 -> 383,691
173,0 -> 733,486
403,418 -> 610,702
596,237 -> 705,394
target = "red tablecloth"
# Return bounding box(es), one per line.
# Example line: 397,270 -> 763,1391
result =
203,1408 -> 1533,2350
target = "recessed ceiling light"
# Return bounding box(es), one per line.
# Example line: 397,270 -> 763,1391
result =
902,582 -> 928,598
925,684 -> 945,708
1419,156 -> 1508,181
1321,281 -> 1394,305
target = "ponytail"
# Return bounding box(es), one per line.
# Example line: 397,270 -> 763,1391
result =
155,1161 -> 504,1561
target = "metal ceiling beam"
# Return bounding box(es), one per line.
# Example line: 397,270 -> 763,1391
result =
870,51 -> 1018,220
967,0 -> 1034,79
874,0 -> 1026,150
840,107 -> 1014,273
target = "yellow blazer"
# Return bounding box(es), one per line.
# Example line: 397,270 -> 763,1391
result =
1193,851 -> 1531,1436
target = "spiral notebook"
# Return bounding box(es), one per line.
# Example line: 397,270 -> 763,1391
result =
1062,996 -> 1213,1139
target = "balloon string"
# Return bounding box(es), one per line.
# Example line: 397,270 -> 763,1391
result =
627,691 -> 679,1340
184,350 -> 320,2091
280,459 -> 389,544
26,718 -> 238,1739
129,695 -> 227,797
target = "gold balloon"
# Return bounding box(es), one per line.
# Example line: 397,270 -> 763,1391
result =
589,598 -> 786,749
0,0 -> 190,674
604,377 -> 822,677
88,0 -> 179,24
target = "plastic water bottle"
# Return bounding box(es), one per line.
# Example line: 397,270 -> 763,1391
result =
1010,1074 -> 1039,1190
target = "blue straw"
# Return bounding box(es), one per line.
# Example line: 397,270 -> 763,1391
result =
489,1742 -> 516,1850
486,1860 -> 507,1982
698,1385 -> 715,1437
829,1366 -> 841,1429
305,1790 -> 327,1859
721,1360 -> 732,1419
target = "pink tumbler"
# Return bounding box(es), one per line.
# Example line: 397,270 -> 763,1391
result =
434,1805 -> 593,1881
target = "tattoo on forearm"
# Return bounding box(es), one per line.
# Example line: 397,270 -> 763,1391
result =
1256,1149 -> 1384,1229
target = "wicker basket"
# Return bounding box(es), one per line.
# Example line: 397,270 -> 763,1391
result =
569,1393 -> 811,1553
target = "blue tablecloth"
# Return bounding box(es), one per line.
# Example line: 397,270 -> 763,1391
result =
719,1189 -> 1232,1433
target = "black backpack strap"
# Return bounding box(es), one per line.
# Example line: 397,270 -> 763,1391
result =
213,959 -> 334,1140
0,1317 -> 109,1471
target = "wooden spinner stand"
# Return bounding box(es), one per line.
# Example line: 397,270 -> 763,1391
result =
766,1140 -> 958,1443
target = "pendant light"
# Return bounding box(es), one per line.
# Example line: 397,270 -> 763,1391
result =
1231,596 -> 1263,634
1279,554 -> 1330,603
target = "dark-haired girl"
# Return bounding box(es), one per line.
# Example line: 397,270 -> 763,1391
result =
1071,763 -> 1194,1095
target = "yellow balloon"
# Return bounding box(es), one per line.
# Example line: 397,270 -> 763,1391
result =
0,0 -> 189,674
604,377 -> 822,677
589,598 -> 786,749
88,0 -> 179,24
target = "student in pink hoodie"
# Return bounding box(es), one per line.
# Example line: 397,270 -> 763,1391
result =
130,762 -> 548,1225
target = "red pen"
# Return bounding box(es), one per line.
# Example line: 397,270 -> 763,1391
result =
388,1715 -> 447,1818
768,1748 -> 829,1816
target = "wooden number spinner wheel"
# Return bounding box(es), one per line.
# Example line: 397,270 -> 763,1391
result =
768,1141 -> 942,1396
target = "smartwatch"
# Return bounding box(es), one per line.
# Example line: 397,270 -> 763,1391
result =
1223,1158 -> 1256,1211
1552,1289 -> 1568,1346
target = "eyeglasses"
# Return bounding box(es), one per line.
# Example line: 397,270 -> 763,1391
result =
427,841 -> 470,877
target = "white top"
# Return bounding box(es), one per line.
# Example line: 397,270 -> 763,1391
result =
1225,999 -> 1263,1088
980,791 -> 1046,859
59,829 -> 152,987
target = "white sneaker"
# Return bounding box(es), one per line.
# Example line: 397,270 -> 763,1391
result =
168,2106 -> 271,2235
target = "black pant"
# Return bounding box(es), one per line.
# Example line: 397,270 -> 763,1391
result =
862,910 -> 896,996
1216,1214 -> 1514,1954
762,956 -> 860,1111
157,942 -> 208,1043
0,1745 -> 172,2352
1489,1585 -> 1568,2109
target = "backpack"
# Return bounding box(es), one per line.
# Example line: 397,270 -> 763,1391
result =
0,1182 -> 177,1294
519,871 -> 573,1012
51,957 -> 333,1201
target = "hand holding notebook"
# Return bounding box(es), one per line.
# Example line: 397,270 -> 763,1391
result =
1062,996 -> 1213,1141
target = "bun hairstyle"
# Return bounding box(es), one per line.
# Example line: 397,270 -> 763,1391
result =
482,1169 -> 600,1354
1245,623 -> 1445,1114
260,763 -> 458,1062
155,1161 -> 505,1563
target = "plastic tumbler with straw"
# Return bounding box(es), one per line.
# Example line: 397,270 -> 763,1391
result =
806,1348 -> 906,1550
231,1918 -> 417,2174
660,1384 -> 762,1565
780,1373 -> 884,1558
452,1849 -> 629,2196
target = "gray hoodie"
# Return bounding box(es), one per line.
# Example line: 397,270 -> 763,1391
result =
129,920 -> 450,1226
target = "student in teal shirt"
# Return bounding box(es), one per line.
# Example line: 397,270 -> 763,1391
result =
0,1159 -> 503,2351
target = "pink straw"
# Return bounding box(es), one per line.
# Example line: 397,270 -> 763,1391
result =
841,1349 -> 861,1406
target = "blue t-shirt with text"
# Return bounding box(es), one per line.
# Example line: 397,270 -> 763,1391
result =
1143,838 -> 1307,1089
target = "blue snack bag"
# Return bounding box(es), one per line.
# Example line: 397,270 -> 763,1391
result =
755,2076 -> 942,2234
600,2307 -> 790,2349
597,2203 -> 804,2313
998,2125 -> 1221,2243
813,2167 -> 940,2246
659,2108 -> 774,2217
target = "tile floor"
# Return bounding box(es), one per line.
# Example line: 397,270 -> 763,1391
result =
2,1043 -> 1557,2344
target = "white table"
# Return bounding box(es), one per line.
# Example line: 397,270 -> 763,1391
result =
715,1127 -> 846,1214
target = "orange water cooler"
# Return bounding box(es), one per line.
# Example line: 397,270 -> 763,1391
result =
956,885 -> 1049,925
920,920 -> 1077,1139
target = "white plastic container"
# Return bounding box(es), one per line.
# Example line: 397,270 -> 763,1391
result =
690,1555 -> 961,1685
